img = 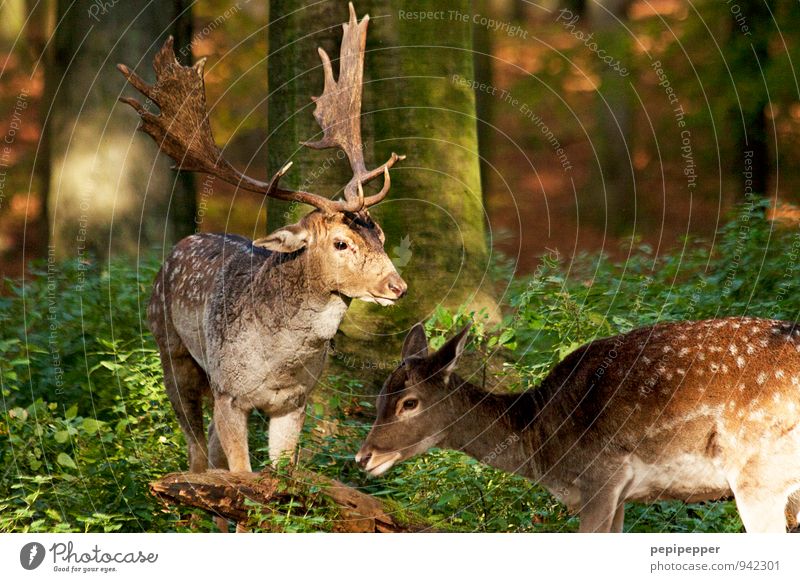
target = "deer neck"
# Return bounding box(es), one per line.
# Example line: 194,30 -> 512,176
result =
442,379 -> 545,479
255,251 -> 350,341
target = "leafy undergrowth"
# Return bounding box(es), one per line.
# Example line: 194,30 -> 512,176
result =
2,205 -> 795,532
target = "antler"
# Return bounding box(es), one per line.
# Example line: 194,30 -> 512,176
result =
302,2 -> 404,210
117,38 -> 346,214
117,3 -> 402,215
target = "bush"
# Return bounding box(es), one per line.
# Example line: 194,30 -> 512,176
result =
1,207 -> 792,532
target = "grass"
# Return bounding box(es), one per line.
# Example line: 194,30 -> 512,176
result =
2,204 -> 796,532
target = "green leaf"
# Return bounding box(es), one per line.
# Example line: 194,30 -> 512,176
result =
498,328 -> 515,346
54,430 -> 70,443
82,418 -> 102,435
56,452 -> 77,469
64,405 -> 78,419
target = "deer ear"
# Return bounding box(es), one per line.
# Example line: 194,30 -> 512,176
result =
253,224 -> 309,253
428,323 -> 472,383
402,323 -> 428,360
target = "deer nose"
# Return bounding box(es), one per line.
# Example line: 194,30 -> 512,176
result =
386,274 -> 407,299
356,451 -> 372,468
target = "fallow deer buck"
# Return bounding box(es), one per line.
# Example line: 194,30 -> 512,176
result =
357,319 -> 800,532
119,4 -> 406,475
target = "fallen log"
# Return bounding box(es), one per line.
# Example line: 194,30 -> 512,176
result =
150,468 -> 433,532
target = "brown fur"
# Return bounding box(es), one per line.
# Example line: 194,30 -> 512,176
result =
357,318 -> 800,532
149,209 -> 406,475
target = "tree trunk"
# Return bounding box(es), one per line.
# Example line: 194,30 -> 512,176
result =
47,0 -> 195,260
150,468 -> 434,532
267,0 -> 496,365
473,0 -> 494,203
727,2 -> 773,201
585,0 -> 634,234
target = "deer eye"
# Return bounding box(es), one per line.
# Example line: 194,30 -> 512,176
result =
333,240 -> 348,251
401,398 -> 418,411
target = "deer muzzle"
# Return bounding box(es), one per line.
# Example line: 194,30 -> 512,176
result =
384,273 -> 407,300
363,272 -> 407,306
355,445 -> 402,477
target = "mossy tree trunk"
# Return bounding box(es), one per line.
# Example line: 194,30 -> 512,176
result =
586,0 -> 635,234
268,0 -> 495,365
47,0 -> 195,260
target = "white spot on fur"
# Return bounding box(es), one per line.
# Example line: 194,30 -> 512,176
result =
757,372 -> 767,385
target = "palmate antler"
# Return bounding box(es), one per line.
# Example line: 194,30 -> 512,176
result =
117,2 -> 403,214
303,2 -> 404,209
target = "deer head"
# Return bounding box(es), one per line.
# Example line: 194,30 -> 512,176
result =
356,323 -> 472,475
118,3 -> 406,304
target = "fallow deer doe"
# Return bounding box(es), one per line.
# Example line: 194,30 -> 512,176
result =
118,4 -> 405,474
357,319 -> 800,532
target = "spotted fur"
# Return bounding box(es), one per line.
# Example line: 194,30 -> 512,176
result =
357,318 -> 800,532
149,209 -> 406,474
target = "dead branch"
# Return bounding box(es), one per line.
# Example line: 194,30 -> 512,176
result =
150,468 -> 433,533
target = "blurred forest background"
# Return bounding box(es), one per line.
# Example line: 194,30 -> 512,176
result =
2,0 -> 798,277
3,0 -> 800,533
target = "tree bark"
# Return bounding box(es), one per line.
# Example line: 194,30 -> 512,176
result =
47,0 -> 195,260
726,2 -> 773,201
267,0 -> 496,366
585,0 -> 635,234
150,468 -> 433,532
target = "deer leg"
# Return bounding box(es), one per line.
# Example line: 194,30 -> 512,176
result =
162,354 -> 209,473
207,421 -> 229,470
731,452 -> 797,532
578,467 -> 630,533
788,490 -> 800,530
213,394 -> 251,473
578,487 -> 620,533
268,406 -> 306,464
610,502 -> 625,533
733,490 -> 788,533
203,420 -> 235,533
